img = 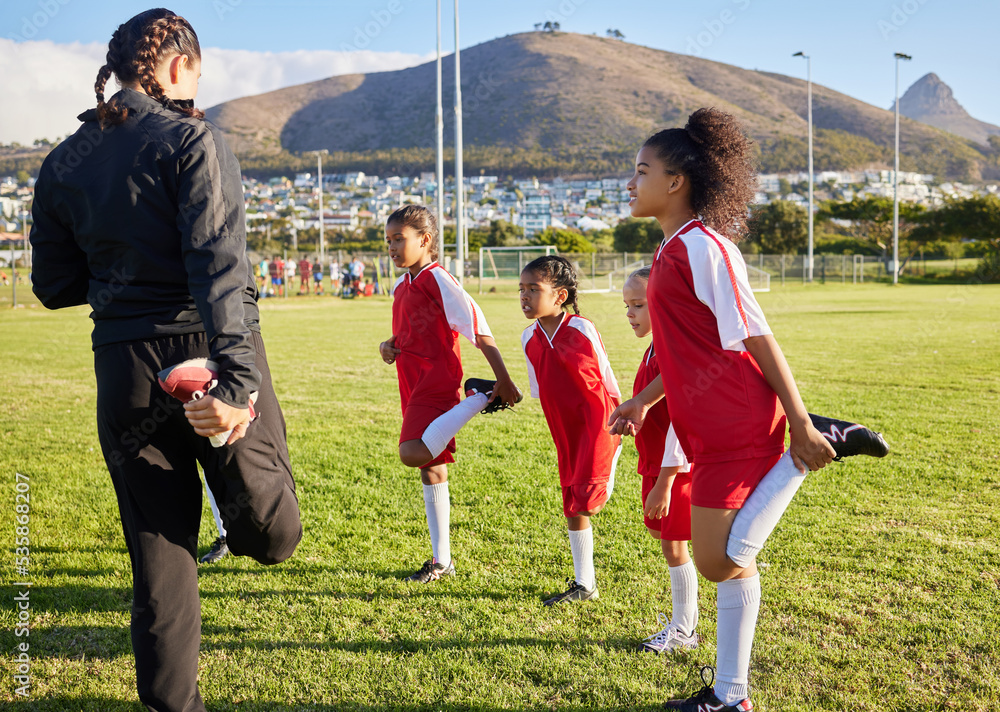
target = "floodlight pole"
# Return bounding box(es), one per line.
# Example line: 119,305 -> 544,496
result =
314,150 -> 328,262
435,0 -> 445,258
453,0 -> 464,285
893,52 -> 911,285
793,52 -> 813,283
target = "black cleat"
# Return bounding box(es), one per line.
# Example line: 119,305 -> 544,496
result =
199,536 -> 229,564
464,378 -> 523,414
664,666 -> 753,711
543,578 -> 599,606
809,413 -> 890,461
404,558 -> 455,583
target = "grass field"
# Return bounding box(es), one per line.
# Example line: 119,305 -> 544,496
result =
1,281 -> 999,710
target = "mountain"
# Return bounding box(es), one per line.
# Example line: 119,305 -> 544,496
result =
895,73 -> 1000,147
208,33 -> 991,180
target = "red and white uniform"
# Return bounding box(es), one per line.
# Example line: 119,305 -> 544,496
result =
392,262 -> 491,466
522,313 -> 622,516
634,344 -> 692,539
648,220 -> 785,509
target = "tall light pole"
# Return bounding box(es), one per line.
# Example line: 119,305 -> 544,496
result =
453,0 -> 465,284
793,51 -> 813,282
314,149 -> 329,262
893,52 -> 911,285
435,0 -> 444,258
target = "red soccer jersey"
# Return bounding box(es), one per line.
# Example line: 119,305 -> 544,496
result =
633,344 -> 689,477
392,262 -> 492,412
648,220 -> 786,463
522,313 -> 622,486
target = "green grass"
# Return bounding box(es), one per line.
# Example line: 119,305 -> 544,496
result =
1,282 -> 999,710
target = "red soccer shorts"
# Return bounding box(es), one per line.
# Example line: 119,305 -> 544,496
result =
399,404 -> 455,467
641,470 -> 693,540
690,452 -> 783,509
562,480 -> 612,518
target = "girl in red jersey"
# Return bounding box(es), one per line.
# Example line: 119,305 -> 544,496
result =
519,256 -> 623,606
609,108 -> 884,711
622,267 -> 699,654
379,205 -> 520,583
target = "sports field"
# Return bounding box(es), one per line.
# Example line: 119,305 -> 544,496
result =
1,282 -> 998,710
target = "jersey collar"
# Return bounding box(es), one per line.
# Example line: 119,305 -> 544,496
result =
656,218 -> 699,258
407,261 -> 437,282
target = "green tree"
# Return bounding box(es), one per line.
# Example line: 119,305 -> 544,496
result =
748,200 -> 808,254
612,218 -> 663,252
910,195 -> 1000,281
531,228 -> 595,253
819,196 -> 925,274
16,169 -> 30,185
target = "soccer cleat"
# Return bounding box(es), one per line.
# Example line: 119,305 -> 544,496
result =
664,666 -> 753,711
809,413 -> 890,461
199,536 -> 229,564
158,358 -> 259,448
642,612 -> 698,654
543,578 -> 599,606
404,558 -> 455,583
463,377 -> 523,414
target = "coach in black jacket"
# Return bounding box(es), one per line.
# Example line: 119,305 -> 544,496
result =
29,10 -> 301,712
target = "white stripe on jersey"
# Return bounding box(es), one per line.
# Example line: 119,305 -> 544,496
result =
566,316 -> 622,401
520,322 -> 541,398
679,225 -> 771,352
429,265 -> 493,345
660,423 -> 691,472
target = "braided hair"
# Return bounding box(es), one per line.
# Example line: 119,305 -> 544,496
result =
643,108 -> 758,242
523,255 -> 580,315
95,8 -> 204,129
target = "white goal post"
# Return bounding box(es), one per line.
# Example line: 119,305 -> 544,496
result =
478,246 -> 557,294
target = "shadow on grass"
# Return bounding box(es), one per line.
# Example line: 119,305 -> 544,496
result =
0,700 -> 679,712
12,624 -> 641,660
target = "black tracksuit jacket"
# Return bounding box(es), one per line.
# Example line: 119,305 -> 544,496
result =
30,89 -> 260,408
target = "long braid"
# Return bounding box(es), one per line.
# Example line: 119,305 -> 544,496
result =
523,255 -> 581,315
94,9 -> 205,128
95,28 -> 126,128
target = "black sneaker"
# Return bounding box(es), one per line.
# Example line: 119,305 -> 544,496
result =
664,666 -> 753,711
404,558 -> 455,583
463,378 -> 523,414
543,578 -> 599,606
809,413 -> 890,461
199,536 -> 229,564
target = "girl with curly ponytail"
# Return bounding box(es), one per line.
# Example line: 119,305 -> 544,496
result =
31,9 -> 302,711
519,255 -> 624,606
612,109 -> 884,709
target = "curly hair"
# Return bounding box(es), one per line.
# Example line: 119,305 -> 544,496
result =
386,204 -> 440,259
643,108 -> 758,242
522,255 -> 580,315
95,8 -> 204,129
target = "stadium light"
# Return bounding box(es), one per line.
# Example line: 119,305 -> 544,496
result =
313,149 -> 329,262
893,52 -> 912,285
793,52 -> 814,283
453,0 -> 465,285
435,0 -> 444,259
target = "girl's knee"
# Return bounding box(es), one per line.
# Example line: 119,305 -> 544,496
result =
398,441 -> 430,468
694,556 -> 744,583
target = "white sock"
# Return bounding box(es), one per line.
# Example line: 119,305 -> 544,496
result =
204,479 -> 227,538
726,452 -> 805,567
568,527 -> 596,591
714,574 -> 760,705
420,393 -> 489,458
668,560 -> 698,636
423,482 -> 451,564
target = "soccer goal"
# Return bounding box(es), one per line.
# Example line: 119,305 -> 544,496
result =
745,263 -> 771,292
478,246 -> 557,294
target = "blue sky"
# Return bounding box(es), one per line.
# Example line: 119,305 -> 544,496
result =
2,0 -> 997,144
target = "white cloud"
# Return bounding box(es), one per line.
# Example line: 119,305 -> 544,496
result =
1,39 -> 433,145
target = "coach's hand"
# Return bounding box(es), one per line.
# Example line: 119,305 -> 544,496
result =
380,335 -> 401,364
184,396 -> 251,445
